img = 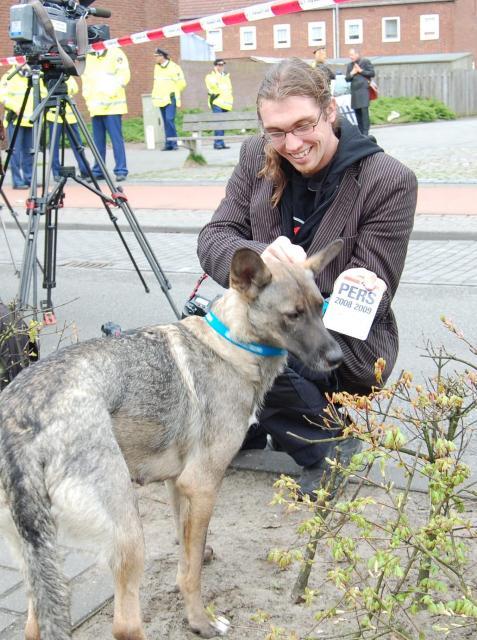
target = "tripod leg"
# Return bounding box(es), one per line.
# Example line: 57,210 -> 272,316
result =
68,99 -> 181,319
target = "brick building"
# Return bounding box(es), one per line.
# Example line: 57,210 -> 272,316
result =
0,1 -> 180,117
180,0 -> 476,64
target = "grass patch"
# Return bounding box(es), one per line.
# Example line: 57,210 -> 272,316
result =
121,117 -> 146,142
86,98 -> 455,147
370,96 -> 456,124
183,151 -> 207,167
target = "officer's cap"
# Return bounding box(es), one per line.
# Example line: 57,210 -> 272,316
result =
155,48 -> 169,58
214,59 -> 226,66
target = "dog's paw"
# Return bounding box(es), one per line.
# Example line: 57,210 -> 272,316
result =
190,614 -> 230,638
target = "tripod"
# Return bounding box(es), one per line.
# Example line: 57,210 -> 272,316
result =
0,65 -> 181,321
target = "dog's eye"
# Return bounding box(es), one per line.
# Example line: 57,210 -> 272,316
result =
285,309 -> 303,321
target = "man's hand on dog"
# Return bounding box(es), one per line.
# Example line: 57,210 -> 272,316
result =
261,236 -> 307,265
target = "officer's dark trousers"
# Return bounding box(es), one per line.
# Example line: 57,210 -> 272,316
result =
160,96 -> 178,150
354,107 -> 370,136
211,104 -> 226,148
91,114 -> 128,178
49,122 -> 89,179
7,123 -> 33,188
242,357 -> 341,467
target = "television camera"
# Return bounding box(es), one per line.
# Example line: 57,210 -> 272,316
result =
9,0 -> 111,74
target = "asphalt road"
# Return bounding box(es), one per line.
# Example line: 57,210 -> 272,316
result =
0,226 -> 475,382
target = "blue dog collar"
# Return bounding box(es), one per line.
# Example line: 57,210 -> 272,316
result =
205,311 -> 287,357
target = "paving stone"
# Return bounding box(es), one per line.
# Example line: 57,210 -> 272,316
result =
0,569 -> 21,596
0,586 -> 27,614
63,549 -> 96,581
0,546 -> 17,570
0,611 -> 16,635
70,568 -> 113,629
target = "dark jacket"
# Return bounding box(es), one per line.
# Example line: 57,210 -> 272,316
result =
197,134 -> 417,394
312,62 -> 336,84
345,57 -> 375,109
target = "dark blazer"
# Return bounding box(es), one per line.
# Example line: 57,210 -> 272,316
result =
345,57 -> 375,109
197,135 -> 417,393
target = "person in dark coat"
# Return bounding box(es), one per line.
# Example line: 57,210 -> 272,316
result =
345,48 -> 375,136
197,58 -> 417,500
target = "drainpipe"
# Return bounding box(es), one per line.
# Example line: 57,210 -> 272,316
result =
335,3 -> 340,59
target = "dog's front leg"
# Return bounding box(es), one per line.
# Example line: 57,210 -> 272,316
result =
175,474 -> 229,638
166,478 -> 214,579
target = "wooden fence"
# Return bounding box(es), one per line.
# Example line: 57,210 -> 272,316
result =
375,68 -> 477,116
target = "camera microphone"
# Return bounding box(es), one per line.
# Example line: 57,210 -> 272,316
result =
88,7 -> 112,18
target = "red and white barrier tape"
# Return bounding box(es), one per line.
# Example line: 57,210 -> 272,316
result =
0,0 -> 348,67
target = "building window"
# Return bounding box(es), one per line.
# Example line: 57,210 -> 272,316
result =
273,24 -> 291,49
345,19 -> 363,45
382,17 -> 400,42
240,26 -> 256,50
308,21 -> 326,47
420,14 -> 439,40
206,28 -> 223,53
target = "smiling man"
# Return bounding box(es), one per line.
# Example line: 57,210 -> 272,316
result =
197,58 -> 417,500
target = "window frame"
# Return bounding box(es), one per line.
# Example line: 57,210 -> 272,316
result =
273,23 -> 291,49
382,16 -> 400,43
344,19 -> 363,45
420,14 -> 439,40
240,25 -> 257,50
308,21 -> 326,48
206,28 -> 223,53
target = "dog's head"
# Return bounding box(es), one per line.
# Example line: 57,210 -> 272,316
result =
229,241 -> 343,372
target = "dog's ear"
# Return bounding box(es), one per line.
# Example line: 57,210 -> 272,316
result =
230,248 -> 272,299
304,239 -> 343,276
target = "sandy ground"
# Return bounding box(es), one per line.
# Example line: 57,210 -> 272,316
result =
70,467 -> 477,640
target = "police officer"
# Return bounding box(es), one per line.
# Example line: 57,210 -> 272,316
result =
311,47 -> 335,85
0,66 -> 35,189
81,47 -> 130,181
47,76 -> 89,181
152,49 -> 186,151
205,59 -> 234,150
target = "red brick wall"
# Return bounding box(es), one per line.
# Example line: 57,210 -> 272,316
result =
192,0 -> 476,63
0,1 -> 180,117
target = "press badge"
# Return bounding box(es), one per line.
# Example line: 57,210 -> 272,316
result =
323,268 -> 387,340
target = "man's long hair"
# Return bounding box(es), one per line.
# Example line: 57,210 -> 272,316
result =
256,58 -> 334,207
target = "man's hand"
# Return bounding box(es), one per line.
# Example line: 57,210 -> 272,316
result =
261,236 -> 307,266
351,63 -> 362,75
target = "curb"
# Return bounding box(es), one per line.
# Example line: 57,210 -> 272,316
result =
4,222 -> 477,240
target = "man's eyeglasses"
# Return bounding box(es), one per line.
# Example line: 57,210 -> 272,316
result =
264,113 -> 322,145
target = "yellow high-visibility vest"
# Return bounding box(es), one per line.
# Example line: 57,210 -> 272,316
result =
205,70 -> 233,111
152,60 -> 186,108
82,49 -> 130,116
45,76 -> 80,124
0,67 -> 36,127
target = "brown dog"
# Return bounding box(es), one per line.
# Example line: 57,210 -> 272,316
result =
0,242 -> 343,639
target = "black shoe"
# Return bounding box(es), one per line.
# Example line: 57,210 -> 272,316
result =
115,175 -> 126,182
298,437 -> 362,502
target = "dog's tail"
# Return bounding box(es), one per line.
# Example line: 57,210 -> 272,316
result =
1,450 -> 71,639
